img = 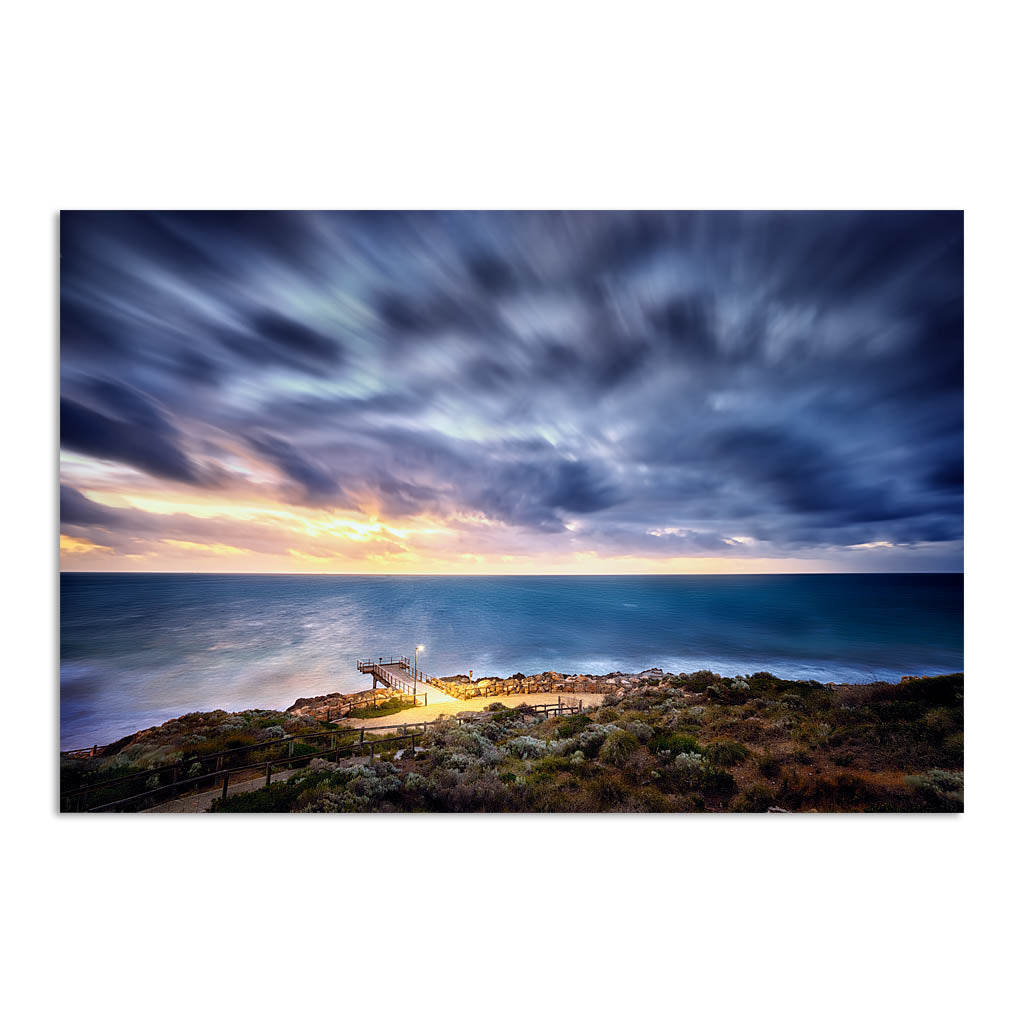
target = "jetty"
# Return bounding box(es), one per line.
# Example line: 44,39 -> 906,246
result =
357,656 -> 451,704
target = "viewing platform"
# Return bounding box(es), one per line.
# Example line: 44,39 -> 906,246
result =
357,656 -> 452,703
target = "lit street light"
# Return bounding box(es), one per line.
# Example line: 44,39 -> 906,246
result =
415,644 -> 425,679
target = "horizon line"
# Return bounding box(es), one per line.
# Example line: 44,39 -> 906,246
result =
58,568 -> 964,577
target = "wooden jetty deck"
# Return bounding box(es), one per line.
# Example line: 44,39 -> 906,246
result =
356,656 -> 453,703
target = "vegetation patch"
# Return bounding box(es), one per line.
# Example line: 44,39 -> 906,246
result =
346,697 -> 417,719
63,671 -> 964,814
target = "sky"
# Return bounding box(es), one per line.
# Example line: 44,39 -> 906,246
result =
59,211 -> 963,574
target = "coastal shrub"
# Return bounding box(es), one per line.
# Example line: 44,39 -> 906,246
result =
704,740 -> 750,767
922,708 -> 961,737
943,732 -> 964,758
598,729 -> 640,767
729,719 -> 766,743
430,770 -> 519,813
66,669 -> 966,815
652,732 -> 702,758
700,767 -> 737,796
730,679 -> 751,692
731,783 -> 776,812
555,713 -> 591,738
585,775 -> 633,810
505,736 -> 550,760
675,750 -> 705,768
624,721 -> 654,742
213,781 -> 296,812
682,670 -> 720,693
574,725 -> 616,758
791,720 -> 831,748
904,769 -> 964,811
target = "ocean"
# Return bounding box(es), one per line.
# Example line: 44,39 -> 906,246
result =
59,573 -> 964,749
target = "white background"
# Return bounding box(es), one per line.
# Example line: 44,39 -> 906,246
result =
4,2 -> 1021,1022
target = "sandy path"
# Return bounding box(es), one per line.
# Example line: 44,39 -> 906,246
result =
349,690 -> 605,731
142,767 -> 304,813
143,691 -> 604,812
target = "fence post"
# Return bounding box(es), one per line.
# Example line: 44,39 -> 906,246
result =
360,727 -> 365,744
221,773 -> 229,801
265,763 -> 272,788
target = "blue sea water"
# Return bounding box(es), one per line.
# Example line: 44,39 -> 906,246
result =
59,573 -> 964,749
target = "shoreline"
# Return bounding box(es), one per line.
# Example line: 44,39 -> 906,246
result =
63,665 -> 950,756
60,668 -> 965,813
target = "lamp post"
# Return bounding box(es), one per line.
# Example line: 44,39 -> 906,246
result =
415,644 -> 424,679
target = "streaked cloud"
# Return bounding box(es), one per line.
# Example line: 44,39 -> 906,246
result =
59,211 -> 963,573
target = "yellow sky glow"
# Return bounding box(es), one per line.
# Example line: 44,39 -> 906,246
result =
59,480 -> 842,574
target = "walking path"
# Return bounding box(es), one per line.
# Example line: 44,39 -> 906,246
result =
141,767 -> 303,812
346,690 -> 605,731
143,691 -> 604,812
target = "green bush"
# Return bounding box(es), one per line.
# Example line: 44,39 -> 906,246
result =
347,697 -> 415,719
599,729 -> 640,767
731,783 -> 776,812
700,767 -> 737,796
556,713 -> 591,738
651,731 -> 702,757
904,769 -> 964,811
704,740 -> 750,766
681,669 -> 720,693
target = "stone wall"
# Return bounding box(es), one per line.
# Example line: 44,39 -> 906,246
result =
428,669 -> 666,701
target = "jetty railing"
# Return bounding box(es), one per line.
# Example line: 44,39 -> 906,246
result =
356,656 -> 411,671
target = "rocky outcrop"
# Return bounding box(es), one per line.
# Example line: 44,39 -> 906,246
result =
428,670 -> 658,700
285,687 -> 403,719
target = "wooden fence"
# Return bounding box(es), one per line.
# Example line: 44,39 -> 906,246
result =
62,699 -> 585,813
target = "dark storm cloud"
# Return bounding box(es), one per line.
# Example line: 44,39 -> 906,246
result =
60,378 -> 201,484
60,484 -> 119,526
218,310 -> 345,375
59,211 -> 963,566
247,433 -> 339,502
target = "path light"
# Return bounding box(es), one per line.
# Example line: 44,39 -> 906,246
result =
415,644 -> 425,679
